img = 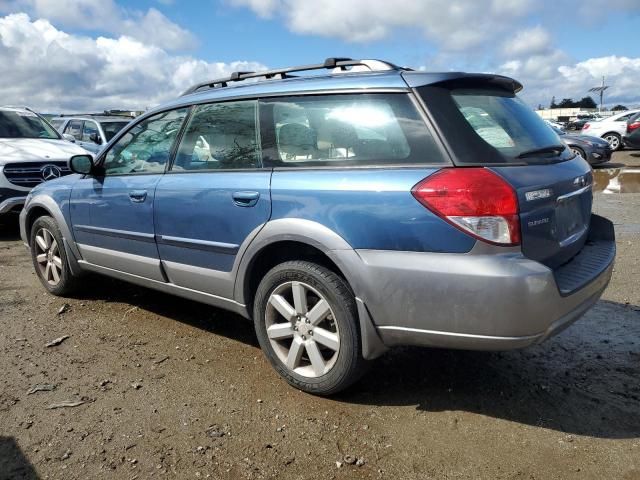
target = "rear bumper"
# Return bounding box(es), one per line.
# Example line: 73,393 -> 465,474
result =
351,215 -> 615,351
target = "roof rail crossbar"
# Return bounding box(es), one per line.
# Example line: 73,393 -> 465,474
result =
181,57 -> 406,96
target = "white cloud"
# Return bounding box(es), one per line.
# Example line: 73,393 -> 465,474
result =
502,26 -> 552,58
5,0 -> 196,50
499,54 -> 640,108
0,13 -> 266,112
230,0 -> 533,50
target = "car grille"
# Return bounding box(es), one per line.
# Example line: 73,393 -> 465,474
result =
2,161 -> 72,188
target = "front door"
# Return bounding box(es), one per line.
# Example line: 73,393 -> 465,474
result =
70,108 -> 189,281
154,100 -> 271,298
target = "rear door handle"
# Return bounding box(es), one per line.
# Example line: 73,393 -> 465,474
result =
129,190 -> 148,203
232,191 -> 260,207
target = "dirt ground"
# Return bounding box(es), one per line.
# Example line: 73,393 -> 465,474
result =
1,151 -> 639,480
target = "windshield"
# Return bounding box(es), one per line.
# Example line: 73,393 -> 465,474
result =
418,85 -> 572,165
100,121 -> 129,142
0,110 -> 60,139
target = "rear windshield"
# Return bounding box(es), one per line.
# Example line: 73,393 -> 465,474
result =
0,110 -> 60,139
418,86 -> 573,165
100,121 -> 129,142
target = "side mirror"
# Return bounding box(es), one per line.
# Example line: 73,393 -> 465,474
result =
89,132 -> 102,145
62,133 -> 76,143
69,155 -> 96,175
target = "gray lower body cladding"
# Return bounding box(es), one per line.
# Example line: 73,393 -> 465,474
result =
344,215 -> 615,351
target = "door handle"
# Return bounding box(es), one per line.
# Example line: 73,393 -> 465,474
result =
129,190 -> 148,203
232,191 -> 260,207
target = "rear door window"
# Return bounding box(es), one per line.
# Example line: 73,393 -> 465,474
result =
172,100 -> 260,171
260,94 -> 446,167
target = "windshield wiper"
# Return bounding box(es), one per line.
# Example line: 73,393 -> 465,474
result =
517,144 -> 566,159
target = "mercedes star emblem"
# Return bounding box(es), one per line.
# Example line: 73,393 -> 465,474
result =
41,165 -> 62,181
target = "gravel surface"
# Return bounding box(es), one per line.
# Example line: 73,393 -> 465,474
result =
1,151 -> 639,479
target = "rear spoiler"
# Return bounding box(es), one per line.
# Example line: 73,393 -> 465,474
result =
402,71 -> 523,93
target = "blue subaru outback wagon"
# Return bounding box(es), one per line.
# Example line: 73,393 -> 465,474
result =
20,58 -> 616,394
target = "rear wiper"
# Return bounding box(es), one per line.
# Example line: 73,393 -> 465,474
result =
517,144 -> 566,159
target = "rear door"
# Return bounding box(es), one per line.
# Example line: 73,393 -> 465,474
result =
416,82 -> 593,268
154,100 -> 271,299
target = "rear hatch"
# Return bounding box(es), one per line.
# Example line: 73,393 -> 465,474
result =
414,76 -> 593,268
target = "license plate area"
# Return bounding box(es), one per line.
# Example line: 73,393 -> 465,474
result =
556,187 -> 590,246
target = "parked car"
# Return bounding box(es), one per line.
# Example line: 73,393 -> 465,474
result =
581,109 -> 640,150
544,119 -> 565,130
566,114 -> 600,131
549,125 -> 612,165
19,58 -> 615,395
622,112 -> 640,149
49,115 -> 131,154
0,106 -> 88,217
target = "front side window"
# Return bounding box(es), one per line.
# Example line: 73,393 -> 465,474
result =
65,120 -> 83,140
102,108 -> 188,176
82,121 -> 99,143
260,94 -> 444,167
173,101 -> 260,171
0,110 -> 60,139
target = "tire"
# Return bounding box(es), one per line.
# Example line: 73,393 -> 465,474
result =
602,132 -> 622,151
253,260 -> 368,395
29,216 -> 80,296
570,146 -> 586,160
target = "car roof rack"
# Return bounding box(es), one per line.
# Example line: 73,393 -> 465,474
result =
181,57 -> 410,96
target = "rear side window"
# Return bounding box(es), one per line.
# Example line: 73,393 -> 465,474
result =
419,86 -> 573,165
260,94 -> 445,167
173,100 -> 260,171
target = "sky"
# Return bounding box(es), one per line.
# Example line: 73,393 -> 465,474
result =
0,0 -> 639,113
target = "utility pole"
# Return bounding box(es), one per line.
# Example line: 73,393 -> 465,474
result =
588,76 -> 609,113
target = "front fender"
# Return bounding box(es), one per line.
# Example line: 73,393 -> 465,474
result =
20,188 -> 82,274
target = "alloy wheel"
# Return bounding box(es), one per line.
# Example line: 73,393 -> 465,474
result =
265,281 -> 340,378
34,227 -> 62,286
604,134 -> 620,150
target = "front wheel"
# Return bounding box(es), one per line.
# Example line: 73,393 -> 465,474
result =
570,146 -> 586,160
30,216 -> 80,296
253,260 -> 367,395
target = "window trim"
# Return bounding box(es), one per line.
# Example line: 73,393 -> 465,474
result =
81,120 -> 99,143
166,99 -> 263,173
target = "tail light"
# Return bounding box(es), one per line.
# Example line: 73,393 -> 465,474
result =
628,121 -> 640,133
412,168 -> 520,246
582,123 -> 590,130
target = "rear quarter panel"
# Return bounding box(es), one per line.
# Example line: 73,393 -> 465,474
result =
270,168 -> 476,253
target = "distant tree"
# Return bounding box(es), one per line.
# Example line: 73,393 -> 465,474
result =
611,104 -> 628,111
550,96 -> 557,109
558,98 -> 575,108
577,96 -> 598,109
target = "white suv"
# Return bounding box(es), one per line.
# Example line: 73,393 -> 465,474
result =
581,109 -> 640,150
0,106 -> 87,217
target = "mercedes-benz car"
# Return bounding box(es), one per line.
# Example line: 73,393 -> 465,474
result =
0,106 -> 88,217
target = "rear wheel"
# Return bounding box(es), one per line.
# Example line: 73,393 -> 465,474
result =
30,216 -> 80,296
602,132 -> 622,151
253,260 -> 367,395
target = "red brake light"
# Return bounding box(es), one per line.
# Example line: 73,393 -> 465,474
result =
412,168 -> 521,246
628,122 -> 640,133
582,123 -> 590,130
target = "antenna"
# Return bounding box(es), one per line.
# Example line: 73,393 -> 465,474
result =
588,76 -> 610,113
